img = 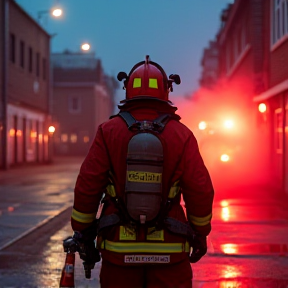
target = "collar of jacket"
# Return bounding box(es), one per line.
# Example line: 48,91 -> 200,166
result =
117,99 -> 180,118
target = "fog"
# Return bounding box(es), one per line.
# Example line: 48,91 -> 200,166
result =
172,82 -> 270,198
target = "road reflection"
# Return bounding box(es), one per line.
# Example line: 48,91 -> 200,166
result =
193,279 -> 288,288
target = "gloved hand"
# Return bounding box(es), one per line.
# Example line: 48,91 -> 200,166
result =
75,235 -> 101,279
189,234 -> 207,263
72,226 -> 101,279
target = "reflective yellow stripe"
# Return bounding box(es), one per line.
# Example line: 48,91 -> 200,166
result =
185,241 -> 190,252
188,213 -> 212,226
149,78 -> 158,89
71,208 -> 96,224
101,240 -> 188,253
106,183 -> 116,197
133,78 -> 141,88
168,180 -> 181,198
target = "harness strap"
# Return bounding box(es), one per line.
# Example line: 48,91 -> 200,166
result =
118,111 -> 137,129
164,217 -> 196,246
97,214 -> 121,234
116,111 -> 175,133
97,214 -> 195,249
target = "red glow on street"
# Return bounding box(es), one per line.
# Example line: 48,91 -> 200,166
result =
221,206 -> 230,221
220,200 -> 229,207
221,243 -> 238,254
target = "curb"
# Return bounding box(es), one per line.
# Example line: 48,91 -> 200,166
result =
0,204 -> 72,251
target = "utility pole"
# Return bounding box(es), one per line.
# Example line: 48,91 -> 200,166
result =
1,0 -> 8,169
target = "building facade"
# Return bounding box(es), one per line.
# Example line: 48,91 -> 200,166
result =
51,51 -> 117,156
199,0 -> 288,194
199,40 -> 219,89
253,0 -> 288,194
0,0 -> 52,169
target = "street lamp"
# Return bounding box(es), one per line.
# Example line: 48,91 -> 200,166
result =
38,7 -> 63,21
81,43 -> 91,51
48,125 -> 56,134
258,103 -> 267,113
52,8 -> 62,17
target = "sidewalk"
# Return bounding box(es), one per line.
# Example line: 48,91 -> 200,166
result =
0,156 -> 84,250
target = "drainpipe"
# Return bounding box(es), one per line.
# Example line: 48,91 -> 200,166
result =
1,0 -> 9,170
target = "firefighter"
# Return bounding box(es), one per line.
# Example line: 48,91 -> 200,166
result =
71,55 -> 214,288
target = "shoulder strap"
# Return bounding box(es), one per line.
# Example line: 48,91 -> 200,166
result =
118,111 -> 138,129
116,111 -> 178,133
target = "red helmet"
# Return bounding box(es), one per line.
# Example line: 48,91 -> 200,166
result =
117,55 -> 180,104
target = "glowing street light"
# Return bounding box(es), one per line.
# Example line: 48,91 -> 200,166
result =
48,126 -> 56,134
37,7 -> 63,21
81,43 -> 91,51
258,103 -> 267,113
51,8 -> 63,17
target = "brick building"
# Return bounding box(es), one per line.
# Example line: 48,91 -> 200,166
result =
200,0 -> 288,194
0,0 -> 51,169
51,51 -> 118,156
253,0 -> 288,194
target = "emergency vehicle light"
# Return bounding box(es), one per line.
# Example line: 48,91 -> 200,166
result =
220,154 -> 230,162
224,120 -> 234,129
198,121 -> 207,130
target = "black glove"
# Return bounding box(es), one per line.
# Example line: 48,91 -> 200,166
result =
189,234 -> 207,263
72,223 -> 101,279
75,235 -> 101,279
63,220 -> 101,279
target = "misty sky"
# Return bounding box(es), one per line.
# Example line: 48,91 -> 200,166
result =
15,0 -> 233,101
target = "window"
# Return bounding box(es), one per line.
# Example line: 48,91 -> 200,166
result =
36,52 -> 40,77
70,134 -> 77,143
61,134 -> 68,143
42,58 -> 47,80
68,95 -> 81,114
28,47 -> 33,73
272,0 -> 288,45
20,41 -> 25,68
83,136 -> 89,143
10,33 -> 16,63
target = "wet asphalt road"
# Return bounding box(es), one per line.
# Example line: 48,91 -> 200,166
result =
1,199 -> 288,288
0,157 -> 288,287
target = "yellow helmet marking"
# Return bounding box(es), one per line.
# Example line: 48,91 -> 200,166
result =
133,78 -> 141,88
149,78 -> 158,89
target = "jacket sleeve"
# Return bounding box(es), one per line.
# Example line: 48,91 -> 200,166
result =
181,133 -> 214,236
71,125 -> 111,232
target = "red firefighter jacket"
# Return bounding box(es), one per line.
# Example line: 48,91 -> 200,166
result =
71,100 -> 214,265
